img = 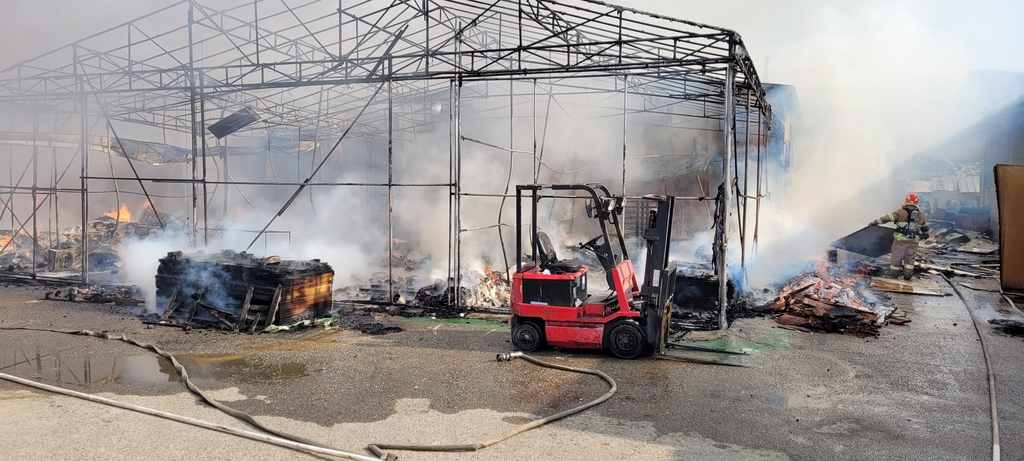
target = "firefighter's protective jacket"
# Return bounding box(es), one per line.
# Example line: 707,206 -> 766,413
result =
874,204 -> 929,241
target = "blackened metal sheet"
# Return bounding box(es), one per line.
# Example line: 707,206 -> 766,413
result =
831,225 -> 895,258
995,164 -> 1023,290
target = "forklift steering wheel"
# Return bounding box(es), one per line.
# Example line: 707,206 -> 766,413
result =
579,234 -> 604,250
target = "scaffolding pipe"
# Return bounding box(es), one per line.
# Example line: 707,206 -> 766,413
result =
75,46 -> 89,283
32,113 -> 38,279
200,68 -> 208,246
387,72 -> 394,304
718,49 -> 736,332
754,106 -> 763,254
188,0 -> 199,247
621,75 -> 627,195
740,90 -> 750,267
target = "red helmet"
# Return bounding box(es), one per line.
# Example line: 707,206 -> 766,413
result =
905,193 -> 919,205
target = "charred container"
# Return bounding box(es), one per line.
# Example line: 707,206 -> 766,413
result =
155,250 -> 334,325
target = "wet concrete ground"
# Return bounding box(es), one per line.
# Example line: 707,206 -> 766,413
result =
1,276 -> 1022,461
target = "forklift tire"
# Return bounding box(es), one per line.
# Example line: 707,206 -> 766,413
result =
512,321 -> 544,352
608,321 -> 645,359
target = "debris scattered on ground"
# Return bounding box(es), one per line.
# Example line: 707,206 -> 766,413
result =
338,266 -> 511,319
920,223 -> 999,256
988,318 -> 1024,335
959,279 -> 1003,292
764,257 -> 898,337
44,285 -> 143,305
869,277 -> 944,296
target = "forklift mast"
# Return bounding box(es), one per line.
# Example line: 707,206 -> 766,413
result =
639,195 -> 676,355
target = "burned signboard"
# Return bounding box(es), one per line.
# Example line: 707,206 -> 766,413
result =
155,250 -> 333,331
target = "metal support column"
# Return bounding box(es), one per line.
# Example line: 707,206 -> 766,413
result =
621,75 -> 628,195
754,108 -> 763,255
188,0 -> 199,247
31,113 -> 38,279
718,47 -> 736,332
75,46 -> 90,283
200,69 -> 208,245
387,73 -> 394,303
741,90 -> 751,267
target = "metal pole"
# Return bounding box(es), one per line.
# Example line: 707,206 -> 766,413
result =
533,79 -> 538,183
454,78 -> 463,305
52,113 -> 59,251
188,0 -> 199,247
718,45 -> 736,332
75,46 -> 90,283
223,137 -> 229,219
32,112 -> 38,279
741,89 -> 750,268
621,75 -> 628,195
448,78 -> 454,291
200,68 -> 208,246
387,74 -> 394,304
454,25 -> 463,307
754,107 -> 763,255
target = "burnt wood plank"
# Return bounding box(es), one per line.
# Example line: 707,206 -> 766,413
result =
266,285 -> 283,327
159,287 -> 180,321
238,286 -> 254,332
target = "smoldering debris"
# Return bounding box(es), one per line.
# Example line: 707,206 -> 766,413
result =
0,204 -> 180,273
44,284 -> 143,306
152,250 -> 334,333
669,262 -> 736,332
761,256 -> 901,337
337,264 -> 511,319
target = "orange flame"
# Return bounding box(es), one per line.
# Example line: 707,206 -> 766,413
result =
1,235 -> 9,247
104,203 -> 132,223
17,229 -> 28,236
393,238 -> 407,244
484,266 -> 501,283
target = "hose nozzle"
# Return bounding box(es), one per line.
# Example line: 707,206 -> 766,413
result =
496,351 -> 524,362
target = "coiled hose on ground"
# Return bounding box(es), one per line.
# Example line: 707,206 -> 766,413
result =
0,327 -> 616,461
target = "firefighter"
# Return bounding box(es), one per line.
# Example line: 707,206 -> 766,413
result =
870,193 -> 930,280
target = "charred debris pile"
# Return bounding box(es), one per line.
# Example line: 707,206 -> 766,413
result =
152,250 -> 334,333
0,204 -> 176,274
335,252 -> 511,319
763,259 -> 904,337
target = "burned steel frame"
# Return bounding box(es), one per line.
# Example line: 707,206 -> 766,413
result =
0,0 -> 773,323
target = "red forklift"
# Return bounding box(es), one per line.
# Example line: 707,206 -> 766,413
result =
510,184 -> 679,359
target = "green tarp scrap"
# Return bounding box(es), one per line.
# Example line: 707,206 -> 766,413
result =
262,315 -> 339,333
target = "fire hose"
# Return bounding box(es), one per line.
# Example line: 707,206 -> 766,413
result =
0,327 -> 616,460
939,274 -> 1001,461
366,351 -> 616,458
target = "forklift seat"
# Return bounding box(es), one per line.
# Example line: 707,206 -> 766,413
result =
536,232 -> 582,274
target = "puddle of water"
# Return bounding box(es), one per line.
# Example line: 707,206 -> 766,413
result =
1,346 -> 308,388
759,393 -> 789,407
673,329 -> 793,355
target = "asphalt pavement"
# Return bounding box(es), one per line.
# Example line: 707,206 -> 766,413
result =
0,276 -> 1021,461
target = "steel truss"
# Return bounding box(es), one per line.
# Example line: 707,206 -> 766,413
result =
0,0 -> 776,324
